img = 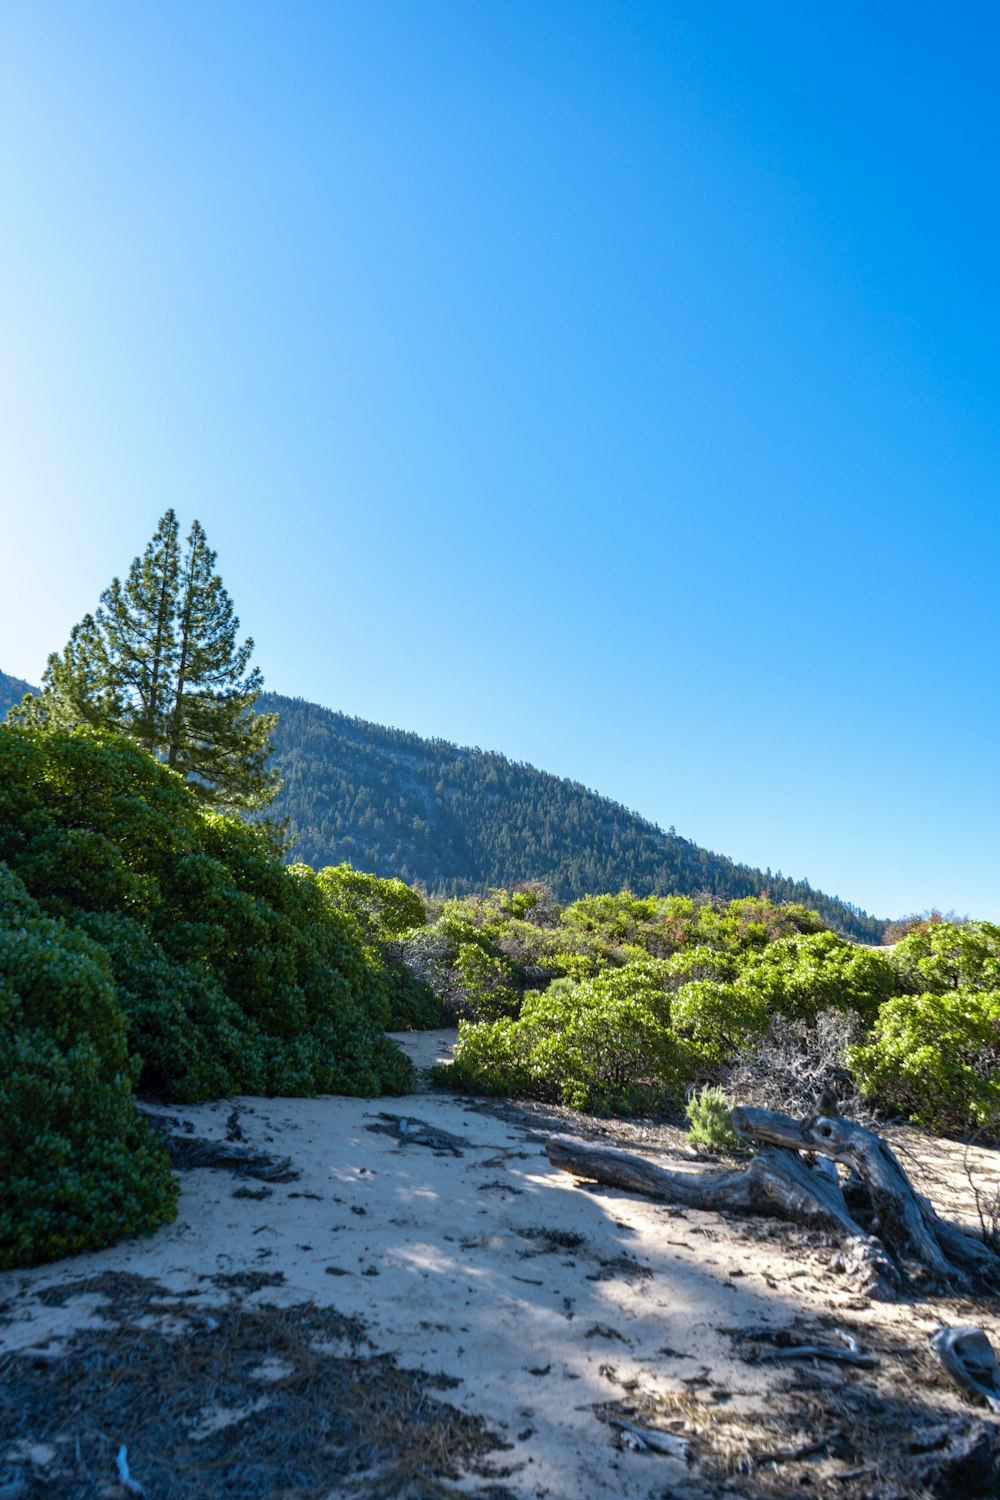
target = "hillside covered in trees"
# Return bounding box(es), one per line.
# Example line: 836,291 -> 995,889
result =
0,670 -> 34,717
259,692 -> 886,942
1,669 -> 883,940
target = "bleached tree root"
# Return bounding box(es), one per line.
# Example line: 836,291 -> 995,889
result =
546,1109 -> 1000,1299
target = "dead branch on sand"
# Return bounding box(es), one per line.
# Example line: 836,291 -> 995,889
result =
546,1107 -> 1000,1300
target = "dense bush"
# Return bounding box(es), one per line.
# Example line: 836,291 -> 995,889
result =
0,865 -> 177,1269
0,723 -> 414,1268
738,932 -> 900,1027
0,725 -> 411,1103
669,979 -> 770,1070
848,990 -> 1000,1132
314,864 -> 442,1030
889,921 -> 1000,995
443,960 -> 689,1112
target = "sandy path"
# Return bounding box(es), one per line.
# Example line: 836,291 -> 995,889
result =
4,1033 -> 1000,1498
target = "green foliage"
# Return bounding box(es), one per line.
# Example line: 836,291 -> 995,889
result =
314,864 -> 441,1030
0,864 -> 177,1269
446,960 -> 687,1113
889,921 -> 1000,995
315,863 -> 427,942
17,513 -> 278,810
381,960 -> 445,1031
739,932 -> 901,1027
430,1018 -> 535,1099
669,979 -> 770,1069
685,1086 -> 742,1153
0,722 -> 412,1106
259,691 -> 886,942
848,990 -> 1000,1132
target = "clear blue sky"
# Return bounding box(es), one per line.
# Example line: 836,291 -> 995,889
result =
2,2 -> 998,921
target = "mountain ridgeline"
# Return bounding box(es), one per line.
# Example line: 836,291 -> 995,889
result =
259,692 -> 886,942
0,672 -> 884,940
0,671 -> 35,716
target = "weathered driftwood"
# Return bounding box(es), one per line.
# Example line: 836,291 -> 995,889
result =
546,1109 -> 1000,1298
733,1108 -> 952,1280
755,1340 -> 878,1368
929,1326 -> 1000,1414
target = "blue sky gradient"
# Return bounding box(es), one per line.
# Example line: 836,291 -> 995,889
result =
2,3 -> 998,919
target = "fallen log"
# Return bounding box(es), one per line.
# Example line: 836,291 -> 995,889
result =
546,1111 -> 1000,1298
733,1108 -> 951,1281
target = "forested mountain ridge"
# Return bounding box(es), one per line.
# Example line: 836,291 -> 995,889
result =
0,670 -> 35,717
0,669 -> 884,939
259,692 -> 886,942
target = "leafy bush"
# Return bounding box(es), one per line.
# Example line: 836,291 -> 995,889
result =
889,921 -> 1000,995
315,863 -> 427,942
0,725 -> 413,1104
669,979 -> 771,1070
442,960 -> 687,1112
314,863 -> 442,1030
739,932 -> 901,1027
0,864 -> 177,1269
685,1086 -> 742,1153
431,1018 -> 536,1098
848,990 -> 1000,1132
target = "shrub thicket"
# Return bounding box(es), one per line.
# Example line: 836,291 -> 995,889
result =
0,723 -> 412,1267
0,865 -> 177,1269
848,988 -> 1000,1132
426,900 -> 1000,1135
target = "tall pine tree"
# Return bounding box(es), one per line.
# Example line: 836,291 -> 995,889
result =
23,512 -> 279,809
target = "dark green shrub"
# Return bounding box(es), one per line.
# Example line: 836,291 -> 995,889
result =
848,990 -> 1000,1132
382,961 -> 445,1030
0,723 -> 412,1104
0,864 -> 177,1269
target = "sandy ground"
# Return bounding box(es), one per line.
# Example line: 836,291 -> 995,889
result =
4,1030 -> 1000,1498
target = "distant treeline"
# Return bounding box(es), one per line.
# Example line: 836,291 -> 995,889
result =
259,693 -> 886,943
0,671 -> 885,941
0,671 -> 34,717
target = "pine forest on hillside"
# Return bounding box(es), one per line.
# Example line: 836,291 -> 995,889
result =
0,670 -> 883,941
259,692 -> 885,942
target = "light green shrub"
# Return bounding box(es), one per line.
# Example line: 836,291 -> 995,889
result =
443,960 -> 687,1113
685,1086 -> 742,1152
669,979 -> 771,1069
739,932 -> 900,1027
889,922 -> 1000,995
848,989 -> 1000,1132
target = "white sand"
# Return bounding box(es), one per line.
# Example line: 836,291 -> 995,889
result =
4,1030 -> 1000,1498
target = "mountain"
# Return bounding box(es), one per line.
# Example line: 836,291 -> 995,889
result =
0,668 -> 884,938
0,670 -> 35,718
259,692 -> 886,941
